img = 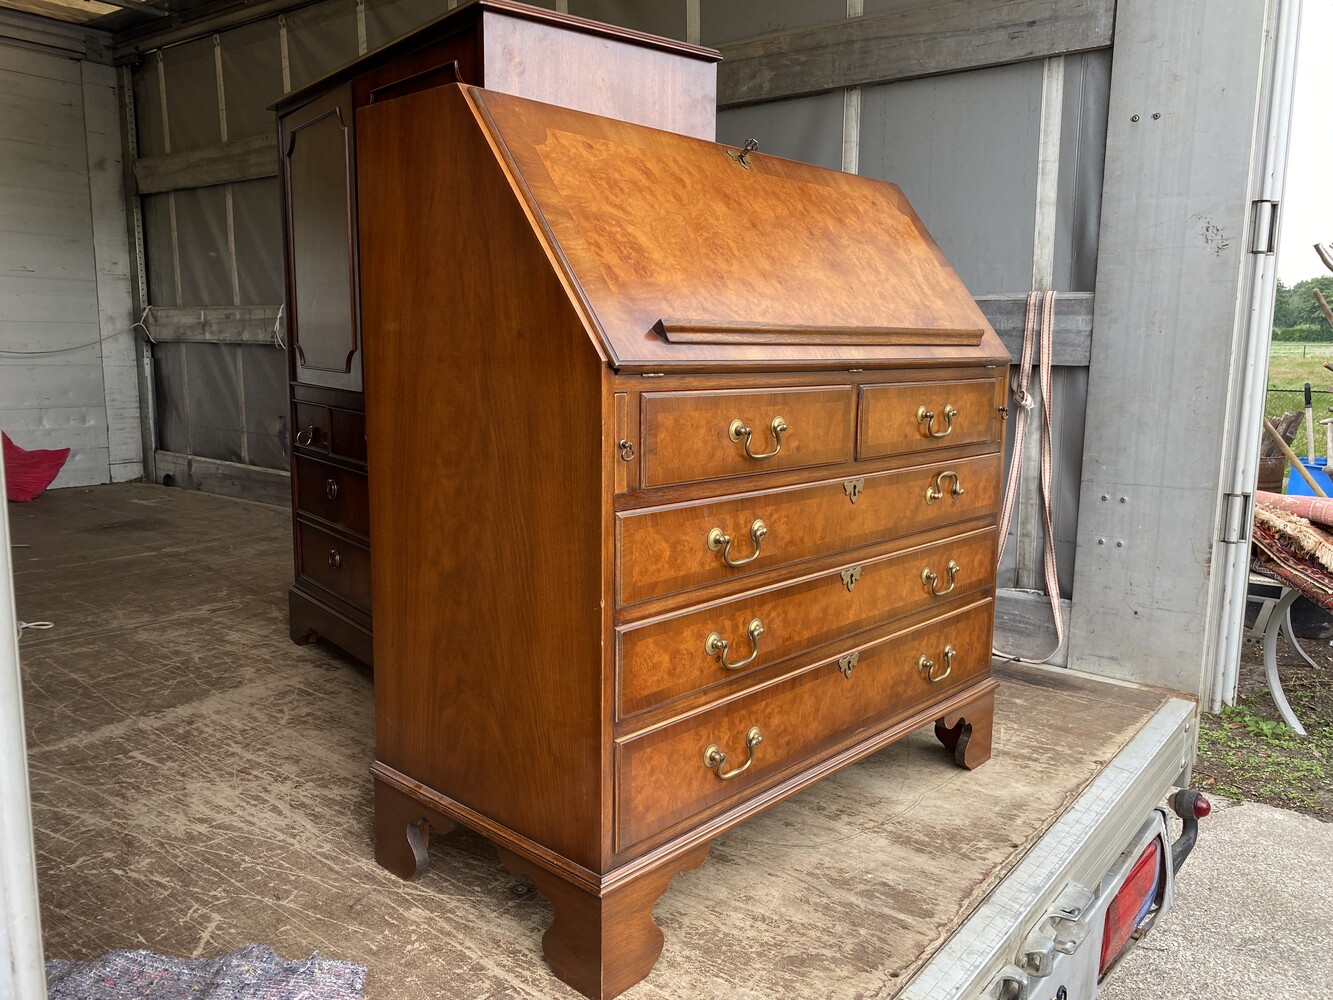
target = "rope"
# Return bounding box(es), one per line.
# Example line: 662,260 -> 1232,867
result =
995,290 -> 1065,663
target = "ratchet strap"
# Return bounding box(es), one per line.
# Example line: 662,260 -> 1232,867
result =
995,290 -> 1065,662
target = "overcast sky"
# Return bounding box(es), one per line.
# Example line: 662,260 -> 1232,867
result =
1277,1 -> 1331,284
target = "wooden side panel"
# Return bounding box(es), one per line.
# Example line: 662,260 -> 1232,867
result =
482,11 -> 716,141
282,85 -> 362,392
358,85 -> 604,869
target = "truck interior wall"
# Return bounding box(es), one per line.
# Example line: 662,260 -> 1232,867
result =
124,0 -> 1109,626
0,21 -> 139,489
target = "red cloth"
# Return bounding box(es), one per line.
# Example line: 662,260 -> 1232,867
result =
3,432 -> 69,502
1255,490 -> 1333,530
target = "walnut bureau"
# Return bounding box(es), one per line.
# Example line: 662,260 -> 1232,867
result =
358,84 -> 1009,999
275,0 -> 720,665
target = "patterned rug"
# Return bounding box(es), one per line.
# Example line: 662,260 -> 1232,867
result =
1253,491 -> 1333,610
46,944 -> 366,1000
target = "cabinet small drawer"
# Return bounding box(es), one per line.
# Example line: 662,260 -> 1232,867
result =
858,375 -> 1000,460
617,452 -> 1000,607
298,521 -> 371,611
293,402 -> 367,464
640,386 -> 854,488
614,599 -> 994,852
294,457 -> 370,537
617,527 -> 996,718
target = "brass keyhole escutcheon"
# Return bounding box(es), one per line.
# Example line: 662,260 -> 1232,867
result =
703,726 -> 763,780
843,478 -> 865,504
921,559 -> 960,597
705,618 -> 765,671
729,416 -> 788,461
838,651 -> 859,678
840,565 -> 862,592
924,471 -> 965,505
707,519 -> 768,567
917,403 -> 958,439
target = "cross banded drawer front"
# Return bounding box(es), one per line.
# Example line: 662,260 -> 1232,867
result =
640,386 -> 855,488
298,521 -> 371,611
294,457 -> 370,537
858,376 -> 1001,460
616,452 -> 1001,606
614,598 -> 994,851
617,527 -> 997,717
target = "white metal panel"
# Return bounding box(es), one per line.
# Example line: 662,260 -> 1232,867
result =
1067,0 -> 1272,695
0,34 -> 132,489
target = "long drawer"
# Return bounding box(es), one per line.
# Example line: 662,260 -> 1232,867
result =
858,374 -> 1001,460
640,386 -> 855,488
616,452 -> 1001,607
294,456 -> 370,537
614,598 -> 994,852
617,527 -> 996,718
297,521 -> 372,611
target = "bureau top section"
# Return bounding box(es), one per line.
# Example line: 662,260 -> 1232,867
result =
274,0 -> 719,142
467,86 -> 1006,371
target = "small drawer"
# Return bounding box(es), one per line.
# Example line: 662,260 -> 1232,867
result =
293,402 -> 367,464
297,521 -> 371,611
616,452 -> 1001,607
858,375 -> 1001,460
640,386 -> 854,489
614,599 -> 994,852
294,457 -> 370,537
617,527 -> 996,718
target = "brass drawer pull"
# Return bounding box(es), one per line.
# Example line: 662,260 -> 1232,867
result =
917,403 -> 958,439
328,548 -> 342,570
707,519 -> 768,567
705,618 -> 764,671
921,559 -> 960,597
325,478 -> 339,501
925,470 -> 965,505
295,425 -> 318,447
703,726 -> 763,780
729,416 -> 787,460
918,644 -> 956,684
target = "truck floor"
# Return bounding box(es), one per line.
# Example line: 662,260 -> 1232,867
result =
11,483 -> 1171,999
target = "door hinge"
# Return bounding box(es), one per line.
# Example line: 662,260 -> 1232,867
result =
1249,199 -> 1279,255
1220,491 -> 1253,544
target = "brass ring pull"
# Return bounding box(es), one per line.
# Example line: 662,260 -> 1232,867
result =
924,471 -> 965,505
325,478 -> 339,501
295,425 -> 317,447
921,559 -> 960,597
703,726 -> 763,780
917,403 -> 958,439
729,416 -> 788,460
328,549 -> 342,570
918,644 -> 956,684
707,519 -> 768,567
705,618 -> 764,671
618,439 -> 636,462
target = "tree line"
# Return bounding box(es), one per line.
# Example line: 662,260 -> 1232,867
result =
1273,276 -> 1333,340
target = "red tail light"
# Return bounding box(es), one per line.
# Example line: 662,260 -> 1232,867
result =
1099,837 -> 1162,974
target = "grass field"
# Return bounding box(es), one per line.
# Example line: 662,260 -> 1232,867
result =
1266,342 -> 1333,463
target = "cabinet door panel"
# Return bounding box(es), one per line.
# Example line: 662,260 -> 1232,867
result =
283,86 -> 361,391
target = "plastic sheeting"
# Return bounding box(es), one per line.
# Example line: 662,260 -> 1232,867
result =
162,37 -> 221,153
717,91 -> 844,172
172,186 -> 232,306
568,0 -> 686,41
219,19 -> 284,140
286,0 -> 359,91
365,0 -> 449,52
701,0 -> 842,47
141,192 -> 176,307
232,179 -> 283,305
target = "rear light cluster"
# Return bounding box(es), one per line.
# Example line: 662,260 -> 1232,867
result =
1098,838 -> 1161,974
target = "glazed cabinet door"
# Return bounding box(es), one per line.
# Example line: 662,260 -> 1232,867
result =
281,84 -> 362,392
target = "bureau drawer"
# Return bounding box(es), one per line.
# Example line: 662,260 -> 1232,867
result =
297,521 -> 372,611
617,527 -> 996,717
294,457 -> 370,537
617,452 -> 1001,607
615,598 -> 994,852
640,386 -> 854,488
858,375 -> 1001,460
293,402 -> 368,464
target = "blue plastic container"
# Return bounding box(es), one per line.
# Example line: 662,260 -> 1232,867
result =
1285,457 -> 1333,497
